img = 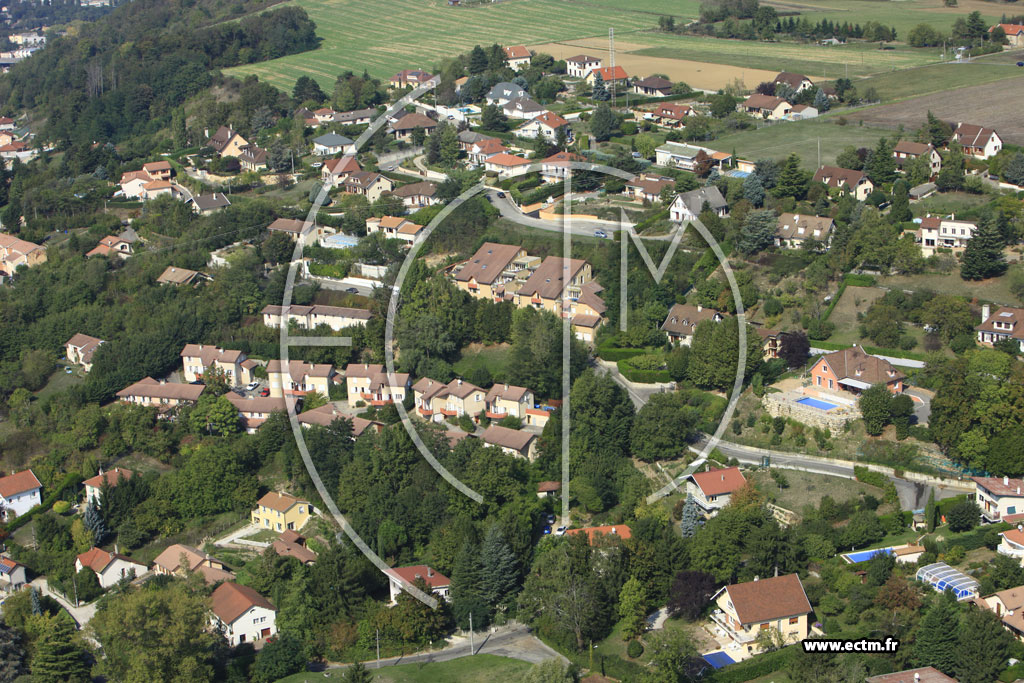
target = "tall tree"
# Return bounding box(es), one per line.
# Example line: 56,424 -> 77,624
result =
773,154 -> 809,199
589,103 -> 616,142
889,179 -> 912,223
479,524 -> 518,609
737,209 -> 778,255
955,605 -> 1013,683
679,494 -> 701,538
961,217 -> 1006,280
591,72 -> 610,101
30,616 -> 90,683
913,591 -> 961,674
630,392 -> 698,462
618,577 -> 647,640
667,570 -> 716,620
858,384 -> 893,436
468,45 -> 489,74
867,137 -> 897,185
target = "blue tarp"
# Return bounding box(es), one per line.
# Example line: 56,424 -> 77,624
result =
702,651 -> 736,669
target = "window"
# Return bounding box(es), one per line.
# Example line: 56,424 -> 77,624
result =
828,379 -> 834,390
1010,506 -> 1017,515
298,506 -> 304,514
789,617 -> 799,625
760,623 -> 769,630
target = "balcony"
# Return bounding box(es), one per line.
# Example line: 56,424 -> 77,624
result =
998,542 -> 1024,559
709,610 -> 756,644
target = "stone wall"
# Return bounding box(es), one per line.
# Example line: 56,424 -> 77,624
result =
762,392 -> 859,436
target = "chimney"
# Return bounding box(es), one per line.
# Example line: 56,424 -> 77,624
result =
914,674 -> 920,683
1006,476 -> 1011,486
458,378 -> 462,385
982,304 -> 991,323
754,576 -> 759,582
697,305 -> 703,312
427,567 -> 434,577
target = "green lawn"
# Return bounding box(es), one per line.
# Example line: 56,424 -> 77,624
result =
34,368 -> 84,400
711,116 -> 893,168
227,0 -> 659,91
452,344 -> 513,382
276,654 -> 534,683
766,0 -> 1001,38
751,469 -> 885,513
877,271 -> 1022,307
851,62 -> 1024,103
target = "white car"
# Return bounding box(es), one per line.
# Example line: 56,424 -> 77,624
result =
554,526 -> 568,536
311,162 -> 323,168
245,381 -> 260,391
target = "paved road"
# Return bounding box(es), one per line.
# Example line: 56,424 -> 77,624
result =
411,155 -> 450,181
325,624 -> 566,672
377,146 -> 423,168
30,577 -> 99,628
486,189 -> 626,237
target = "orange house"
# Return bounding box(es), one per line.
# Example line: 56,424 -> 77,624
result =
809,346 -> 904,395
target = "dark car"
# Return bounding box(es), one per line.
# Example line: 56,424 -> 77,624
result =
1018,61 -> 1024,67
496,192 -> 505,198
345,287 -> 359,294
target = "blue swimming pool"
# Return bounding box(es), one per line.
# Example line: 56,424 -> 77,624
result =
842,547 -> 894,563
797,396 -> 839,411
702,651 -> 736,669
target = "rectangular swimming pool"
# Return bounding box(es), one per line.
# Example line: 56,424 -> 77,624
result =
797,396 -> 839,411
842,547 -> 894,563
702,651 -> 736,669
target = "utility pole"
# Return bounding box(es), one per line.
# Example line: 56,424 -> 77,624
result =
817,138 -> 821,169
469,612 -> 475,655
72,572 -> 78,607
376,628 -> 381,668
608,27 -> 616,103
290,149 -> 294,175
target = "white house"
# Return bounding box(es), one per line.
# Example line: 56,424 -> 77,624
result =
0,557 -> 27,593
503,45 -> 532,70
0,470 -> 41,519
974,476 -> 1024,523
686,466 -> 746,513
915,214 -> 978,256
210,582 -> 277,646
65,333 -> 105,372
669,186 -> 728,222
385,565 -> 451,605
83,467 -> 134,506
516,111 -> 570,141
953,122 -> 1002,159
565,54 -> 602,78
486,82 -> 526,106
655,142 -> 730,171
977,305 -> 1024,353
312,133 -> 355,156
75,547 -> 147,589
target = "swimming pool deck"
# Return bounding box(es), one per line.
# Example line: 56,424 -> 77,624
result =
763,386 -> 860,436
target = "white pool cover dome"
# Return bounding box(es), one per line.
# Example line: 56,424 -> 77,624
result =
916,562 -> 980,601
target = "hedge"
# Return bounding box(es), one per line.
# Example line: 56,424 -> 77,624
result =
630,208 -> 670,234
520,182 -> 563,207
945,522 -> 1008,552
709,645 -> 797,683
822,273 -> 877,321
616,359 -> 671,383
596,341 -> 650,362
5,472 -> 84,534
853,465 -> 887,489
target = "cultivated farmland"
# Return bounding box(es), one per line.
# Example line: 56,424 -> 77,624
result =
853,73 -> 1024,144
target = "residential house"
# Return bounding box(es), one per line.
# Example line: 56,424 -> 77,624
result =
180,344 -> 256,386
566,525 -> 632,545
866,667 -> 957,683
485,383 -> 535,420
953,122 -> 1002,159
458,129 -> 497,150
266,360 -> 335,399
342,171 -> 394,202
344,363 -> 411,408
516,111 -> 570,141
756,327 -> 781,360
977,304 -> 1024,352
266,217 -> 316,245
210,582 -> 276,646
809,345 -> 905,394
225,394 -> 288,433
774,213 -> 834,249
567,279 -> 607,342
655,142 -> 731,171
975,476 -> 1024,523
511,255 -> 594,318
565,54 -> 602,78
389,69 -> 433,89
0,470 -> 41,519
481,425 -> 536,459
251,491 -> 312,532
740,94 -> 791,120
238,145 -> 267,172
273,530 -> 317,565
119,171 -> 151,199
893,544 -> 926,564
142,161 -> 172,181
503,45 -> 532,70
661,303 -> 725,346
893,141 -> 942,176
712,573 -> 813,649
332,107 -> 377,126
451,242 -> 529,299
141,179 -> 182,201
366,215 -> 425,244
584,66 -> 628,89
65,333 -> 104,371
390,112 -> 437,139
0,558 -> 27,593
537,481 -> 561,498
915,214 -> 977,256
624,174 -> 675,203
312,133 -> 355,156
75,547 -> 147,589
812,165 -> 874,201
412,377 -> 486,422
632,76 -> 672,97
392,181 -> 440,208
467,137 -> 508,166
539,151 -> 586,183
787,104 -> 817,120
686,466 -> 746,513
322,156 -> 361,187
157,266 -> 204,285
0,117 -> 15,132
83,467 -> 133,506
991,23 -> 1024,47
261,304 -> 372,331
190,192 -> 231,215
0,233 -> 46,276
207,126 -> 250,158
153,544 -> 235,585
0,141 -> 31,161
486,82 -> 526,106
296,403 -> 383,438
503,97 -> 546,120
385,565 -> 450,605
484,152 -> 532,179
116,377 -> 205,411
773,72 -> 814,93
651,102 -> 694,128
980,584 -> 1024,640
669,186 -> 729,222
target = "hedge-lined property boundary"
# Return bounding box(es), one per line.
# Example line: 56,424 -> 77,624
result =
5,472 -> 83,534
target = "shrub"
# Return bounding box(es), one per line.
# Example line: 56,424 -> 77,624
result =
52,501 -> 71,515
626,640 -> 644,658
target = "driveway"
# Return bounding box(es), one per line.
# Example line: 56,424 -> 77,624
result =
30,577 -> 98,628
411,155 -> 449,181
906,387 -> 932,426
213,523 -> 269,549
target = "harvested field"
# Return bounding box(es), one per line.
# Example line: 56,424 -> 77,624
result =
853,73 -> 1024,145
530,39 -> 779,90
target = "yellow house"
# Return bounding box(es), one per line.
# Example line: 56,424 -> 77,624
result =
512,256 -> 592,316
207,126 -> 250,158
344,363 -> 411,408
251,492 -> 311,532
266,360 -> 335,398
412,377 -> 486,422
180,344 -> 257,386
484,383 -> 534,419
452,242 -> 529,300
712,573 -> 812,652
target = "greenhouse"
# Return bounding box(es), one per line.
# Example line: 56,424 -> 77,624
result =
916,562 -> 980,601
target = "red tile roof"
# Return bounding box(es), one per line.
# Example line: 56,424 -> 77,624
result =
0,470 -> 41,498
83,468 -> 133,490
538,481 -> 561,493
725,573 -> 812,625
503,45 -> 531,60
387,564 -> 450,588
589,65 -> 627,81
210,581 -> 275,624
689,466 -> 746,497
566,525 -> 632,544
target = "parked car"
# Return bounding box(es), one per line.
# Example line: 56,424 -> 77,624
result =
311,162 -> 323,168
543,526 -> 552,535
1018,61 -> 1024,66
259,388 -> 270,397
245,381 -> 260,391
496,192 -> 505,198
554,526 -> 567,536
594,229 -> 608,239
345,287 -> 359,294
546,513 -> 555,524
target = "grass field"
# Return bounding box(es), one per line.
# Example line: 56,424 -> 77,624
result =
710,116 -> 894,168
878,271 -> 1022,307
763,0 -> 1001,38
227,0 -> 660,90
825,285 -> 885,345
277,655 -> 534,682
852,62 -> 1024,103
452,343 -> 513,381
751,469 -> 884,512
